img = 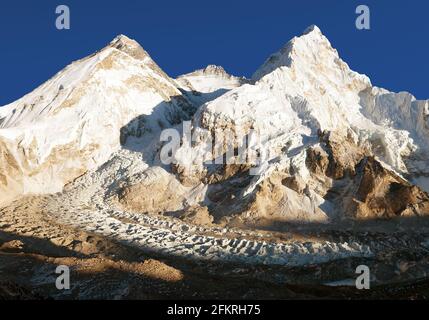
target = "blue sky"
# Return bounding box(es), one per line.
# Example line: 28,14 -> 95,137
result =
0,0 -> 428,105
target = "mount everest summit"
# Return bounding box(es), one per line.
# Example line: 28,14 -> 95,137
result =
1,25 -> 428,226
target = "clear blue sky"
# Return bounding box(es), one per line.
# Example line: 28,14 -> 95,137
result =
0,0 -> 428,105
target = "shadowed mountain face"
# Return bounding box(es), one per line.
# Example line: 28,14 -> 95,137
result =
1,26 -> 429,294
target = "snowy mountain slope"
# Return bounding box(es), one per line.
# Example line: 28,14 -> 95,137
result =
0,35 -> 196,206
250,25 -> 429,177
168,25 -> 429,223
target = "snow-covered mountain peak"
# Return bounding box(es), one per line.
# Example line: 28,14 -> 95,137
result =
110,34 -> 136,45
107,34 -> 154,63
301,24 -> 322,36
252,24 -> 370,90
1,25 -> 429,226
178,64 -> 238,79
176,65 -> 248,105
194,24 -> 429,210
199,65 -> 229,76
0,33 -> 194,206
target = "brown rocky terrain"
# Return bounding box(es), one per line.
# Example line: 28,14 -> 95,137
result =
2,195 -> 429,300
